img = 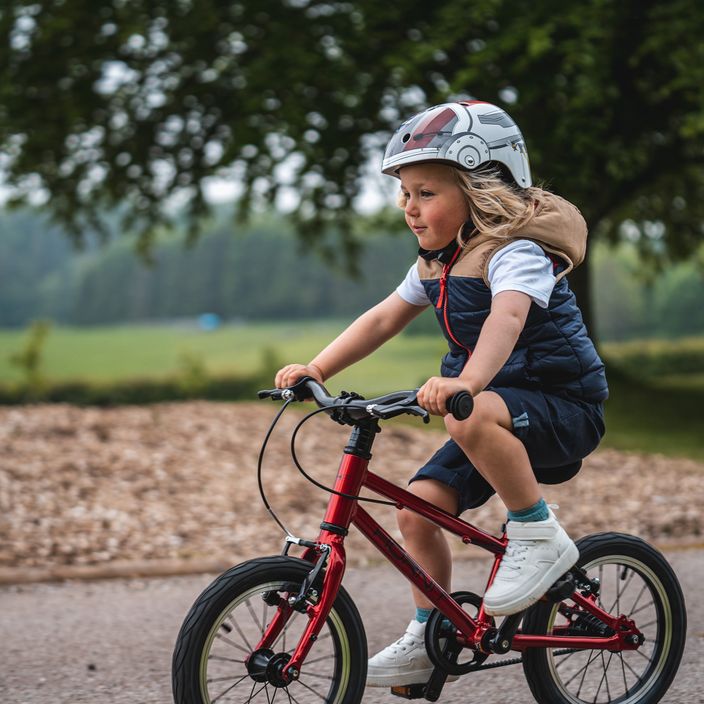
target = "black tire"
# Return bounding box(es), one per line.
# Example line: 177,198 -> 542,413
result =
172,556 -> 367,703
522,533 -> 686,704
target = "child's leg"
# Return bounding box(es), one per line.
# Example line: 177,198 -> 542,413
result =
444,390 -> 540,511
366,478 -> 460,688
397,479 -> 459,609
445,390 -> 578,616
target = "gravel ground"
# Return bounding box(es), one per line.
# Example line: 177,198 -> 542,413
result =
0,549 -> 701,703
1,402 -> 703,580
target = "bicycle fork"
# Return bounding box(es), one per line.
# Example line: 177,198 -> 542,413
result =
250,422 -> 379,685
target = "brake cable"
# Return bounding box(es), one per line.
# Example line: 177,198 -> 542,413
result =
290,407 -> 397,507
256,398 -> 295,536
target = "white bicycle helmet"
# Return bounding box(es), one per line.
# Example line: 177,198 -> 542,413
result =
382,100 -> 531,187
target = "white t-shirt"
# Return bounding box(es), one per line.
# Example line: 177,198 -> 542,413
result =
396,239 -> 556,309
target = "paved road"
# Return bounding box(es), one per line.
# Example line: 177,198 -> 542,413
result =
1,549 -> 701,703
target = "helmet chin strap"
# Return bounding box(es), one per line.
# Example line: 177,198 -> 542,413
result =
418,220 -> 475,263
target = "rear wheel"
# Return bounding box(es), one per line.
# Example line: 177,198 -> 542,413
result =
522,533 -> 686,704
172,556 -> 367,703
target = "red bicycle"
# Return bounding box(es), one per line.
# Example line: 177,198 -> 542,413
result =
172,377 -> 686,704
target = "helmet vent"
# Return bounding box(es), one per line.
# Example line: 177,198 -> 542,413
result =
402,133 -> 411,143
478,111 -> 516,128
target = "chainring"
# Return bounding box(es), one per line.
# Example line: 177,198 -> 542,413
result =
425,591 -> 495,676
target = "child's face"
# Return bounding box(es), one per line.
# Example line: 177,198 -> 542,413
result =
399,163 -> 470,251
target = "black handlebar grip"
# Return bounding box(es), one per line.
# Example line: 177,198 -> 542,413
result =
446,391 -> 474,421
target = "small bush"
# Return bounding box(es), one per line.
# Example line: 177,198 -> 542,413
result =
602,337 -> 704,378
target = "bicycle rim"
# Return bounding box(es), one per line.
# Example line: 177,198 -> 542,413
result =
545,554 -> 671,704
198,580 -> 352,703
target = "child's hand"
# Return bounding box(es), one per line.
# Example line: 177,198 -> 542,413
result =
275,363 -> 324,389
417,376 -> 474,416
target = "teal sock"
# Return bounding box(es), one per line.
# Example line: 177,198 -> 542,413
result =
415,607 -> 432,623
508,498 -> 549,523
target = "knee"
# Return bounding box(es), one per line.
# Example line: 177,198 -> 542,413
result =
397,479 -> 457,540
398,507 -> 439,542
444,391 -> 500,443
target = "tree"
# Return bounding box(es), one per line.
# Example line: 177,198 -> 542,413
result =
2,0 -> 703,329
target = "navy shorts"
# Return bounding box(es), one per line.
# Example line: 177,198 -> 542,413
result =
410,387 -> 605,514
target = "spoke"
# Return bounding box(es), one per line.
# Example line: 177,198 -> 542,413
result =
245,681 -> 271,702
597,651 -> 614,702
300,671 -> 334,682
302,654 -> 336,666
209,654 -> 247,664
211,673 -> 250,703
622,656 -> 647,684
246,598 -> 264,633
608,569 -> 635,614
264,683 -> 273,704
209,675 -> 247,683
215,632 -> 252,655
628,583 -> 648,618
228,614 -> 255,652
615,566 -> 624,618
632,647 -> 654,663
263,599 -> 268,638
570,650 -> 600,697
554,649 -> 580,669
285,688 -> 302,704
296,677 -> 329,701
272,612 -> 299,650
618,653 -> 629,696
638,618 -> 658,630
630,600 -> 656,618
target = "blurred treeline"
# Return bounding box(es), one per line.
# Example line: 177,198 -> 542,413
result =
2,208 -> 704,343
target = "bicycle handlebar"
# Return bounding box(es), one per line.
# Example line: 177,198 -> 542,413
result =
257,377 -> 474,425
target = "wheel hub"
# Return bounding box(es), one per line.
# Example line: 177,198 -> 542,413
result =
246,649 -> 294,687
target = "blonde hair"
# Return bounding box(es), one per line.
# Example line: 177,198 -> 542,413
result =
398,163 -> 545,242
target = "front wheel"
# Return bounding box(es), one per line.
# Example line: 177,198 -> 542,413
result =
172,556 -> 367,703
522,533 -> 686,704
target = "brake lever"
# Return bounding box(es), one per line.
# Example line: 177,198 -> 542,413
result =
257,387 -> 284,400
366,403 -> 430,424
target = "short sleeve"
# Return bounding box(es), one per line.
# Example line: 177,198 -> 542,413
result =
487,240 -> 556,309
396,263 -> 430,307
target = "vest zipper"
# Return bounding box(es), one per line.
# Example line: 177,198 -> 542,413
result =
435,247 -> 473,360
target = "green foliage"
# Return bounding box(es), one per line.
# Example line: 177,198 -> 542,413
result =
1,0 -> 703,276
602,337 -> 704,379
590,242 -> 704,341
176,350 -> 208,394
0,372 -> 263,406
7,319 -> 51,392
0,209 -> 414,326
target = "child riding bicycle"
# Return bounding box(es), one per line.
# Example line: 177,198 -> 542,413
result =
275,100 -> 608,688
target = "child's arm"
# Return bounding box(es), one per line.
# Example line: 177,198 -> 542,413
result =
276,292 -> 426,388
418,290 -> 531,415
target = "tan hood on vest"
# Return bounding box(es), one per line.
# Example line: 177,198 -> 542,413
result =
515,191 -> 588,278
417,189 -> 588,284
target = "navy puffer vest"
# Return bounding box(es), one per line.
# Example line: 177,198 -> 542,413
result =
416,191 -> 608,403
421,271 -> 608,402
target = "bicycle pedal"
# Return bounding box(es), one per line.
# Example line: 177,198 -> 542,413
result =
546,572 -> 576,602
390,683 -> 427,699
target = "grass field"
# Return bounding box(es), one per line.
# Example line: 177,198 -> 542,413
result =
1,322 -> 702,460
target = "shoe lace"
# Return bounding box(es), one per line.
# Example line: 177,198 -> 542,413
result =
501,540 -> 532,573
387,631 -> 420,654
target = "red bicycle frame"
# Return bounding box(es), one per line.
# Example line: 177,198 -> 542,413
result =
254,428 -> 642,682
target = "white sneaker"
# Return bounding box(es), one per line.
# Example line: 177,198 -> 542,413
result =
366,620 -> 458,687
483,511 -> 579,616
